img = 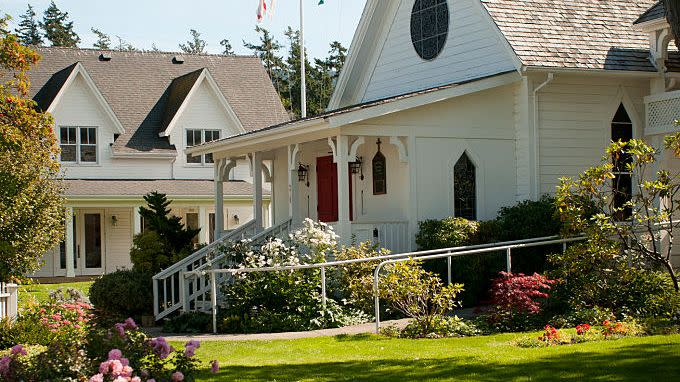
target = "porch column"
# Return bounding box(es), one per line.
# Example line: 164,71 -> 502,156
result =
214,162 -> 224,240
288,144 -> 300,225
198,206 -> 209,244
336,135 -> 351,242
253,151 -> 264,231
133,206 -> 142,236
65,207 -> 75,278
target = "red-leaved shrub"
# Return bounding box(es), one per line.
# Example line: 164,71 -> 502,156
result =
485,272 -> 557,330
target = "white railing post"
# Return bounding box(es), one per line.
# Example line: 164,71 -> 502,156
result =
447,254 -> 452,285
210,271 -> 218,334
506,248 -> 512,273
320,266 -> 327,310
8,284 -> 17,319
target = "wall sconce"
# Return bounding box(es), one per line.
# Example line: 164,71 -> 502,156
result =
111,215 -> 118,227
297,163 -> 310,187
233,214 -> 240,225
350,156 -> 364,180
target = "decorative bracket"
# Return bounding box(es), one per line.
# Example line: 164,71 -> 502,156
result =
348,137 -> 366,161
389,136 -> 408,163
327,137 -> 338,163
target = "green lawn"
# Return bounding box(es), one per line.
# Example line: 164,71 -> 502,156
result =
187,333 -> 680,381
18,281 -> 93,305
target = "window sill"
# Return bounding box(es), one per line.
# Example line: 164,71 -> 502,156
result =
61,163 -> 102,167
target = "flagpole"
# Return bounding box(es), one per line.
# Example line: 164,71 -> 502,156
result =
300,0 -> 307,118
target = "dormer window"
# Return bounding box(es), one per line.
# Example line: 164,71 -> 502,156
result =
186,129 -> 220,165
59,126 -> 97,164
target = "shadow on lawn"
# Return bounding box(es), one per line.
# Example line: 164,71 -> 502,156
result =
197,342 -> 679,381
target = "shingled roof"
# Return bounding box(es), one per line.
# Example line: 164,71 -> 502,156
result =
482,0 -> 675,72
28,47 -> 290,154
635,1 -> 666,25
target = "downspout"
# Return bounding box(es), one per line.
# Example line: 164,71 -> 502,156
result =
532,73 -> 554,199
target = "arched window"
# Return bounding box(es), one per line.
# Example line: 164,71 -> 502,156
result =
454,152 -> 476,220
611,104 -> 633,220
372,139 -> 387,195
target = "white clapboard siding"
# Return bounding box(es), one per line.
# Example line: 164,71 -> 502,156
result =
170,80 -> 244,180
105,208 -> 134,273
362,0 -> 517,103
537,76 -> 648,195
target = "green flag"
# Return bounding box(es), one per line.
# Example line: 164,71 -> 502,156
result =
318,0 -> 324,4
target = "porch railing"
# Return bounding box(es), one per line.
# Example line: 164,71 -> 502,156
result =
645,89 -> 680,135
0,282 -> 19,320
178,218 -> 294,316
153,219 -> 258,320
351,221 -> 410,254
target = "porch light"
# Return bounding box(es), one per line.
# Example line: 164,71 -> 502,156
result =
233,214 -> 240,225
111,215 -> 118,227
350,156 -> 363,175
297,163 -> 310,187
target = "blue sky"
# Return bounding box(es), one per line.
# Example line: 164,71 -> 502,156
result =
3,0 -> 366,59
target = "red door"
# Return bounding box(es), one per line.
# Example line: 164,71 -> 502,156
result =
316,156 -> 353,223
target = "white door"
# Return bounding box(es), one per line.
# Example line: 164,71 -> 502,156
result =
77,210 -> 105,275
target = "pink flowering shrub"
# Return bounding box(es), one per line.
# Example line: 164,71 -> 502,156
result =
484,272 -> 557,331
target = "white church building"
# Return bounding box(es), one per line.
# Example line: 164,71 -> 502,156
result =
187,0 -> 680,256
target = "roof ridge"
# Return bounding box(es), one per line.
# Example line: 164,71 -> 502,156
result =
33,45 -> 258,59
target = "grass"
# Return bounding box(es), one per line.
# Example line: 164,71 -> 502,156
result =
18,281 -> 93,305
185,333 -> 680,381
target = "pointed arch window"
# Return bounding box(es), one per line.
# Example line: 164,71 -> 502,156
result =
372,139 -> 387,195
454,152 -> 476,220
611,104 -> 633,220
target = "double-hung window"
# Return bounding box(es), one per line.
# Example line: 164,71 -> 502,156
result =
59,126 -> 98,163
186,129 -> 220,165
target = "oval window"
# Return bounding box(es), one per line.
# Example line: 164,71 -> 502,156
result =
410,0 -> 449,60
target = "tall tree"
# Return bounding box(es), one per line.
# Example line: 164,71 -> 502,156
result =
91,28 -> 110,50
179,29 -> 206,54
663,0 -> 680,51
243,26 -> 285,98
40,1 -> 80,47
283,27 -> 317,117
0,15 -> 65,280
220,38 -> 234,55
312,40 -> 347,113
15,4 -> 43,46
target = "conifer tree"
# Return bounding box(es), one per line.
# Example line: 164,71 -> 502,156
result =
179,29 -> 206,54
243,26 -> 285,94
663,0 -> 680,51
138,192 -> 200,255
220,38 -> 234,55
40,1 -> 80,47
15,4 -> 43,46
91,28 -> 110,49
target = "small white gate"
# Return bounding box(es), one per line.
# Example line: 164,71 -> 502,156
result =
0,282 -> 19,320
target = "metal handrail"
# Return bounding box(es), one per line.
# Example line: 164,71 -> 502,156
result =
194,234 -> 582,333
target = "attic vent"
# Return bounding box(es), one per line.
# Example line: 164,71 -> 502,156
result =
99,53 -> 112,61
172,55 -> 185,64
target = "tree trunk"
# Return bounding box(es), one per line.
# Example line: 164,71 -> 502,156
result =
664,0 -> 680,51
662,259 -> 680,292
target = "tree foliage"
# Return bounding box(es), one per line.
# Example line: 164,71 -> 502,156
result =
557,136 -> 680,291
243,27 -> 347,118
91,28 -> 110,50
179,29 -> 206,54
0,16 -> 65,281
15,5 -> 42,46
219,39 -> 234,55
40,1 -> 80,47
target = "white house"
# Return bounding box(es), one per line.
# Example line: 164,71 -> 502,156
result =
186,0 -> 679,259
28,48 -> 289,278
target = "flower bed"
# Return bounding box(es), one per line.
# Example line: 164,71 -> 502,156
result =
515,320 -> 645,348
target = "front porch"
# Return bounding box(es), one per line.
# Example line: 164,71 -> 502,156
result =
212,133 -> 415,254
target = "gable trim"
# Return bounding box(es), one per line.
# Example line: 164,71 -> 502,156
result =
47,62 -> 125,134
159,69 -> 245,137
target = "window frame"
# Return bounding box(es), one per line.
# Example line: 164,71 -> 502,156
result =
452,151 -> 477,221
611,104 -> 635,221
185,128 -> 221,166
58,126 -> 99,165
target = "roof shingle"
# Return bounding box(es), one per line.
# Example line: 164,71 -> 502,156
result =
28,48 -> 290,154
482,0 -> 675,72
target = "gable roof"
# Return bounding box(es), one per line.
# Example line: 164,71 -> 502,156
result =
635,1 -> 666,25
160,69 -> 203,135
28,47 -> 290,154
481,0 -> 675,72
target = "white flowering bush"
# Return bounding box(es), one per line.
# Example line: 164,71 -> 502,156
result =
218,219 -> 367,333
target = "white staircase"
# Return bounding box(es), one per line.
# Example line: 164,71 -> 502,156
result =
152,219 -> 293,320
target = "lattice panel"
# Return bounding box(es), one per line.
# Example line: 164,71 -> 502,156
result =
648,97 -> 680,132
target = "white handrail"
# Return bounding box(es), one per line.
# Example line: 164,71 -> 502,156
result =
195,234 -> 582,333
